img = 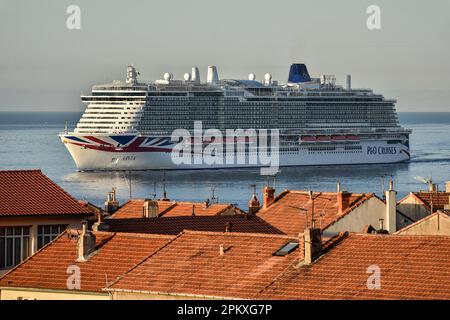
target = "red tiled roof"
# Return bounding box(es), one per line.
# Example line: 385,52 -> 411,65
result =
0,170 -> 92,217
105,215 -> 283,235
412,192 -> 450,211
107,230 -> 301,299
110,199 -> 242,219
257,190 -> 374,236
0,230 -> 174,292
258,233 -> 450,300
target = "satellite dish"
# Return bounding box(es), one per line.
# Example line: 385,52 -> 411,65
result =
414,176 -> 432,184
183,73 -> 191,81
248,73 -> 256,81
163,73 -> 172,81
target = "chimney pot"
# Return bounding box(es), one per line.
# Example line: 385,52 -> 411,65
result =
219,244 -> 224,255
143,199 -> 159,218
104,187 -> 119,214
385,181 -> 397,233
263,186 -> 275,209
248,193 -> 261,215
337,191 -> 351,214
77,221 -> 96,262
445,181 -> 450,193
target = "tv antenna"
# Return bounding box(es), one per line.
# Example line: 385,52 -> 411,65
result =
210,185 -> 218,203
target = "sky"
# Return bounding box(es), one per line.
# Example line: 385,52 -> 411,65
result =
0,0 -> 449,112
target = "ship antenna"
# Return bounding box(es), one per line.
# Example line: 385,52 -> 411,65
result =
64,120 -> 68,134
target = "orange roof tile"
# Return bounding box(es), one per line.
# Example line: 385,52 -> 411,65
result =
0,170 -> 92,217
258,234 -> 450,300
257,190 -> 374,236
110,199 -> 242,219
0,230 -> 174,292
412,192 -> 450,211
107,231 -> 301,299
105,215 -> 283,235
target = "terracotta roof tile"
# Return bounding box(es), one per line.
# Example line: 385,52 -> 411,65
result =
105,215 -> 283,235
0,170 -> 92,217
107,231 -> 301,299
110,199 -> 243,219
412,192 -> 450,211
257,190 -> 374,236
0,230 -> 174,292
258,234 -> 450,300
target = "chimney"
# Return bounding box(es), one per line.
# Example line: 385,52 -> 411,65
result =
77,221 -> 96,262
337,190 -> 351,214
385,178 -> 397,233
263,186 -> 275,209
376,218 -> 389,234
428,180 -> 438,192
346,74 -> 351,90
92,212 -> 103,232
219,244 -> 224,256
143,199 -> 159,218
444,181 -> 450,210
248,193 -> 261,215
207,65 -> 219,84
104,188 -> 119,214
303,227 -> 322,265
191,66 -> 200,83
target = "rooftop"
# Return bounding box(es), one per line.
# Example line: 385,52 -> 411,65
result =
258,233 -> 450,300
107,230 -> 301,299
105,215 -> 283,235
410,192 -> 450,211
110,199 -> 243,219
0,230 -> 174,292
257,190 -> 374,236
0,170 -> 93,217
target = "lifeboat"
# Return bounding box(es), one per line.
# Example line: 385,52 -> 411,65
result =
331,135 -> 346,141
300,136 -> 317,142
346,135 -> 360,141
316,135 -> 332,142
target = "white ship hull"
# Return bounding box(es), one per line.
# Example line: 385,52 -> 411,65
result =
60,134 -> 410,171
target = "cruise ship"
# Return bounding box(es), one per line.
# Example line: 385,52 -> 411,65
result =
59,63 -> 411,171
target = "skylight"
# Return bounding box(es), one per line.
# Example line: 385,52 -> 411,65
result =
273,241 -> 299,256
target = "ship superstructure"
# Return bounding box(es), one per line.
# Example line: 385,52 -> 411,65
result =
60,64 -> 411,171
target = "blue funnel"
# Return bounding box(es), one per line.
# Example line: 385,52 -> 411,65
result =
288,63 -> 311,83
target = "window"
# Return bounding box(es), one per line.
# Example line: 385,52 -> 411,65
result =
37,225 -> 68,249
0,226 -> 30,269
273,241 -> 299,256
